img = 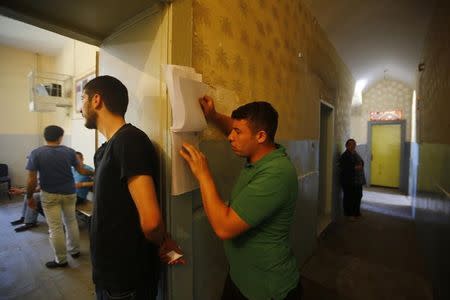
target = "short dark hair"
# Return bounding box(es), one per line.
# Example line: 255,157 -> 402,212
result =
44,125 -> 64,142
84,75 -> 128,117
231,101 -> 278,142
75,151 -> 83,158
345,138 -> 356,147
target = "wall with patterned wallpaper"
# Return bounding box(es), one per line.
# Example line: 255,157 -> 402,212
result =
351,79 -> 413,145
415,0 -> 450,193
413,2 -> 450,297
192,0 -> 354,142
184,1 -> 355,299
186,1 -> 355,299
417,0 -> 450,145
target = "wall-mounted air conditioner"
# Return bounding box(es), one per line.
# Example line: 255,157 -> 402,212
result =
28,71 -> 73,112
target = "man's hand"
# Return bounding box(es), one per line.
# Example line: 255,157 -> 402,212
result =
27,197 -> 37,210
179,143 -> 212,182
159,237 -> 186,265
199,95 -> 233,135
9,187 -> 25,196
199,96 -> 217,121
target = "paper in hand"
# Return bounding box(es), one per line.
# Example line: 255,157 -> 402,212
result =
167,250 -> 183,263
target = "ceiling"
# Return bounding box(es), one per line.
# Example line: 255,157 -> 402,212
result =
303,0 -> 436,89
0,0 -> 166,54
0,0 -> 436,89
0,15 -> 70,56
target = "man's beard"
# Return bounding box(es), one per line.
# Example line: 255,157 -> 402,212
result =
84,110 -> 98,129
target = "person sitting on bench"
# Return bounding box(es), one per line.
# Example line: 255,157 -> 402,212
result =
73,151 -> 94,205
9,187 -> 44,232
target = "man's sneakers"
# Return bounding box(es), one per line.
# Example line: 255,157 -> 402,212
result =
10,217 -> 24,226
14,223 -> 37,232
45,252 -> 80,269
45,261 -> 68,269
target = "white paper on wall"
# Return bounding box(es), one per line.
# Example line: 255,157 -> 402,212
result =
174,77 -> 208,132
164,64 -> 211,195
171,131 -> 200,196
164,65 -> 206,132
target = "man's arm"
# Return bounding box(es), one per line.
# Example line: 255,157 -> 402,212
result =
128,175 -> 165,245
180,143 -> 250,240
200,96 -> 233,136
75,181 -> 94,189
9,187 -> 26,196
75,164 -> 94,176
128,175 -> 185,264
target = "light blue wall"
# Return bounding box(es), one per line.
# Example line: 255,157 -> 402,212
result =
413,143 -> 450,299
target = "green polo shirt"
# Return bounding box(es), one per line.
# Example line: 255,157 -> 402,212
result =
224,145 -> 299,300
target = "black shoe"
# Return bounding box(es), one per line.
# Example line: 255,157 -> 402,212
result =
10,217 -> 24,226
14,223 -> 37,232
70,252 -> 81,259
45,261 -> 68,269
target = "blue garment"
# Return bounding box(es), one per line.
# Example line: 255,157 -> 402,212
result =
26,145 -> 78,194
21,193 -> 41,224
72,164 -> 94,199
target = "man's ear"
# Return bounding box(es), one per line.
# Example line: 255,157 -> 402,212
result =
91,94 -> 102,109
256,130 -> 268,144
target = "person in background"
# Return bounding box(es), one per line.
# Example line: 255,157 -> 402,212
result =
180,96 -> 302,300
81,75 -> 184,300
9,186 -> 44,232
26,125 -> 94,268
339,138 -> 366,220
73,151 -> 94,205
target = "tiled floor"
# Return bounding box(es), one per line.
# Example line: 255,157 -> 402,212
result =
301,188 -> 432,300
0,188 -> 437,300
0,195 -> 95,300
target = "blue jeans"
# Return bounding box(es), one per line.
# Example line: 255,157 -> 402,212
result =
21,193 -> 41,224
40,191 -> 79,263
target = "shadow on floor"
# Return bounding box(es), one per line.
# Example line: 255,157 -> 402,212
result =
300,201 -> 432,300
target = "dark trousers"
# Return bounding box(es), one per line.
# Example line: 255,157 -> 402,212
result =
221,274 -> 302,300
95,285 -> 157,300
342,184 -> 362,216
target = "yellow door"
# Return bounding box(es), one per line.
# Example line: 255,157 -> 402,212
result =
371,124 -> 401,187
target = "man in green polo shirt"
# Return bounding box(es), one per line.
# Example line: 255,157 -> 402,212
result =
180,96 -> 301,300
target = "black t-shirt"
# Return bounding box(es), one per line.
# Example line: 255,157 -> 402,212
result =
90,124 -> 160,290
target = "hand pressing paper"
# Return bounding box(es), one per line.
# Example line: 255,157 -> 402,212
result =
164,64 -> 208,132
173,77 -> 209,132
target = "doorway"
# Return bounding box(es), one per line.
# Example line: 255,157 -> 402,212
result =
368,121 -> 406,189
317,101 -> 334,236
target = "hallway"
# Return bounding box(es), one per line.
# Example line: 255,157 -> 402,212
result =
301,189 -> 432,300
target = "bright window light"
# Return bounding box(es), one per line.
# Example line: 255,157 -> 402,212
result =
351,79 -> 367,106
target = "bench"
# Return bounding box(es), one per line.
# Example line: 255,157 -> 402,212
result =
76,200 -> 93,226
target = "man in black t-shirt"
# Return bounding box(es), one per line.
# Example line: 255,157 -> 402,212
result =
81,75 -> 183,299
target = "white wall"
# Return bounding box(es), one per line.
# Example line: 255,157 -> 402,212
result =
99,8 -> 169,147
351,79 -> 413,144
0,40 -> 98,185
0,45 -> 40,185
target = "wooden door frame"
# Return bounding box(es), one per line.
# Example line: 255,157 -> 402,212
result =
367,120 -> 406,191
